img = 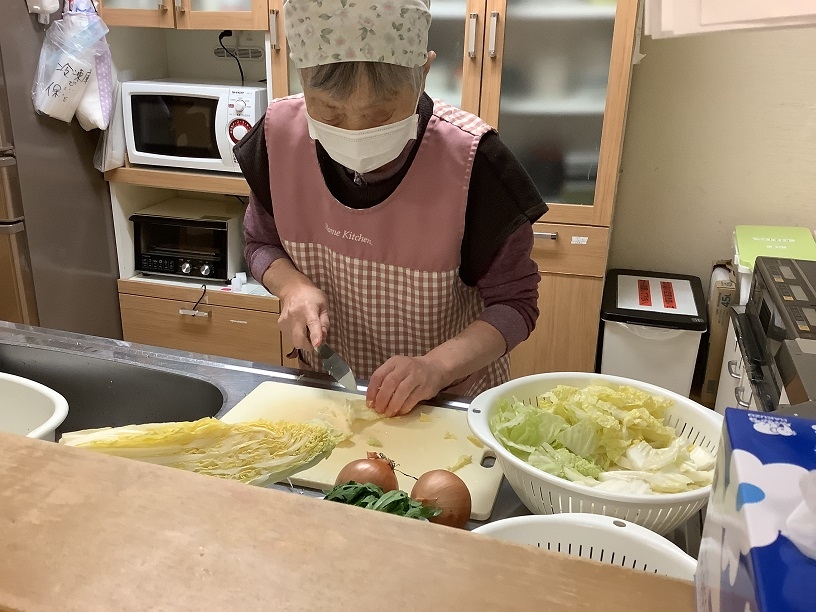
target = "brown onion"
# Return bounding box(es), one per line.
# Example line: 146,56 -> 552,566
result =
411,469 -> 472,529
335,452 -> 398,492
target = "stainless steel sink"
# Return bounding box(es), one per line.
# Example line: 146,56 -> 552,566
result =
0,343 -> 225,437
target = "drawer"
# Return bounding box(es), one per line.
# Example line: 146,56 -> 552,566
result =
119,293 -> 282,366
531,223 -> 609,277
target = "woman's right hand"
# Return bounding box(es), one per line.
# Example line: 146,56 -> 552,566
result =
263,260 -> 330,352
279,281 -> 330,352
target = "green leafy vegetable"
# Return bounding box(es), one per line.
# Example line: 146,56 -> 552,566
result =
324,481 -> 440,520
489,384 -> 715,495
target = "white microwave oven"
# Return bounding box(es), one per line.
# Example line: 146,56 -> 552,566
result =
122,79 -> 268,173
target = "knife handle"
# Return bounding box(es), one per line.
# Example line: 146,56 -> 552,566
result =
315,343 -> 333,360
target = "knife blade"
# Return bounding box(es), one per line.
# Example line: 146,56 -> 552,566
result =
316,342 -> 357,392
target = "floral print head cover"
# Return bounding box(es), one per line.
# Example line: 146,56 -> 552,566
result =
284,0 -> 432,69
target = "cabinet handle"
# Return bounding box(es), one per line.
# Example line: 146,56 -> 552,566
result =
179,309 -> 208,318
727,359 -> 742,380
534,231 -> 558,240
488,11 -> 499,58
157,0 -> 167,10
269,10 -> 279,50
734,386 -> 751,408
467,12 -> 478,59
174,0 -> 184,12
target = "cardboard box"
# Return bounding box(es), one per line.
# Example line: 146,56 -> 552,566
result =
696,409 -> 816,612
700,262 -> 737,407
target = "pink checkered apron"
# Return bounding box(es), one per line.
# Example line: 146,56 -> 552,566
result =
265,95 -> 510,396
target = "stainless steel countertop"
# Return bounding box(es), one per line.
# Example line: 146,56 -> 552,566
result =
0,321 -> 531,527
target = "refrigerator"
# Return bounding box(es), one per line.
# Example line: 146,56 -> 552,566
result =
0,2 -> 122,338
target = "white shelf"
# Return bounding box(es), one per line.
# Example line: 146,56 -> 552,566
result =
510,3 -> 617,21
501,95 -> 606,115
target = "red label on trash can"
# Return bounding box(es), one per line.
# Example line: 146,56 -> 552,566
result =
661,281 -> 677,309
638,279 -> 652,306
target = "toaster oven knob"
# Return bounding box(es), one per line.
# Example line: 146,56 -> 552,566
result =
180,262 -> 192,274
200,264 -> 212,277
229,118 -> 252,143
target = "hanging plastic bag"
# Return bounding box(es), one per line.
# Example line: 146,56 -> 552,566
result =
31,13 -> 108,123
66,2 -> 115,131
93,77 -> 126,172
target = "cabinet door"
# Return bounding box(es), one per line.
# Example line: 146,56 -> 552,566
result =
424,0 -> 485,114
510,273 -> 604,378
176,0 -> 269,30
480,0 -> 638,227
99,0 -> 175,27
120,293 -> 283,365
270,0 -> 484,114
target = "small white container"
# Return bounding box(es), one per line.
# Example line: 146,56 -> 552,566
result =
600,270 -> 707,398
0,372 -> 69,441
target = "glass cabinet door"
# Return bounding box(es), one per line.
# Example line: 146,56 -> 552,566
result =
424,1 -> 470,110
282,0 -> 483,115
177,0 -> 269,30
491,0 -> 616,208
99,0 -> 175,27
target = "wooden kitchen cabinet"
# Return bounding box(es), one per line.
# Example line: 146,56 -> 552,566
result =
510,223 -> 609,378
99,0 -> 269,30
118,279 -> 285,366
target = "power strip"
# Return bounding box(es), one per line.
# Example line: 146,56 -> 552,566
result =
213,46 -> 264,61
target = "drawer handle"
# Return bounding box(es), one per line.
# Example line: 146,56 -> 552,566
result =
727,359 -> 742,380
734,386 -> 751,408
534,232 -> 558,240
229,319 -> 248,325
179,309 -> 209,318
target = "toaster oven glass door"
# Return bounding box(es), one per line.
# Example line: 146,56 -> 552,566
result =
131,94 -> 220,159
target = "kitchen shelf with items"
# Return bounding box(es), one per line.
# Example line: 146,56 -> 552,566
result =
99,0 -> 270,30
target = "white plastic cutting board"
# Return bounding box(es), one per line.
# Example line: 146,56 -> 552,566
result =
220,381 -> 503,520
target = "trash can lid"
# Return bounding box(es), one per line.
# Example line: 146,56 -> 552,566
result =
601,269 -> 708,331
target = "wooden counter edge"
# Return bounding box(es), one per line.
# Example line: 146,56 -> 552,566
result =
0,433 -> 696,612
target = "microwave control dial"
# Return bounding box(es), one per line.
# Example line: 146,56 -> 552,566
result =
234,99 -> 246,114
180,262 -> 192,274
200,264 -> 212,277
229,118 -> 252,143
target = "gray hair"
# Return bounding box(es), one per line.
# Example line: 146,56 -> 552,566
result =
299,62 -> 425,101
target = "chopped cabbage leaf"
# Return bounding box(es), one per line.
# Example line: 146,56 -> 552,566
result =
528,443 -> 601,481
346,399 -> 383,428
60,417 -> 343,487
487,383 -> 715,495
447,454 -> 472,473
467,435 -> 484,449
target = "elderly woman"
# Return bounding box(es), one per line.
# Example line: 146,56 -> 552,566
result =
234,0 -> 546,416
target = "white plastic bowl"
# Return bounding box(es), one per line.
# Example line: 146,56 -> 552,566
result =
0,372 -> 69,441
472,514 -> 697,581
468,372 -> 724,535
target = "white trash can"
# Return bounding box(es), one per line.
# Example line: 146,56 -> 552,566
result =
600,269 -> 707,397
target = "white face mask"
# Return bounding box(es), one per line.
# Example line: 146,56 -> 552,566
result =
305,101 -> 420,175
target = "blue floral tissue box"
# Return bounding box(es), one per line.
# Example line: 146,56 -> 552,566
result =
696,408 -> 816,612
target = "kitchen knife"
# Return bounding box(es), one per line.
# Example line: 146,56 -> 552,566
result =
316,343 -> 357,392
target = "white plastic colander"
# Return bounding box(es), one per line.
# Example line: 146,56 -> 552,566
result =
472,514 -> 697,581
467,372 -> 724,535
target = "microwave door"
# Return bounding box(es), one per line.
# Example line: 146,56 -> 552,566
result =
127,93 -> 228,172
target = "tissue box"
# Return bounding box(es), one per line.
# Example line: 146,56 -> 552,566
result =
696,408 -> 816,612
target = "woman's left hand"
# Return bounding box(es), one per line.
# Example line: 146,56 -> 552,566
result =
366,356 -> 447,417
